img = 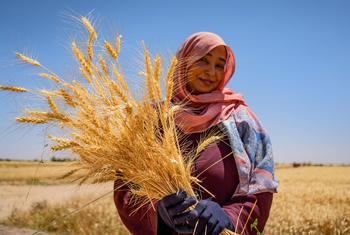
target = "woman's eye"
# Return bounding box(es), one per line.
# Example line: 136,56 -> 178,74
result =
199,57 -> 209,63
216,64 -> 225,70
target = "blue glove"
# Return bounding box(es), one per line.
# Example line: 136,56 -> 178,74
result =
190,199 -> 234,235
157,190 -> 197,233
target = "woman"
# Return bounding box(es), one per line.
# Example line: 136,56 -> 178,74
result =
114,32 -> 279,235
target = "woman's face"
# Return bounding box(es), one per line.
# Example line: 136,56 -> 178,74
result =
186,45 -> 227,94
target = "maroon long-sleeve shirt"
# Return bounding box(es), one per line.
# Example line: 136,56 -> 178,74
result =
114,125 -> 273,235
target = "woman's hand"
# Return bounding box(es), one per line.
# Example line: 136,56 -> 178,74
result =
190,199 -> 235,235
157,190 -> 198,233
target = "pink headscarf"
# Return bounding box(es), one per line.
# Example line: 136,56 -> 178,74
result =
172,32 -> 246,134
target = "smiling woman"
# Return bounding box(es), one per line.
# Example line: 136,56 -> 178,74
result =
114,32 -> 279,235
187,45 -> 227,94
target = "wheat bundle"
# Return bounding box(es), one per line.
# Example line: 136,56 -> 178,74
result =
1,17 -> 239,235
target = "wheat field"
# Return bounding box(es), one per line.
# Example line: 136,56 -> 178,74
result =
265,166 -> 350,234
0,161 -> 349,234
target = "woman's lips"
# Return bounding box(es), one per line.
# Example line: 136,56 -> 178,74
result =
198,77 -> 213,85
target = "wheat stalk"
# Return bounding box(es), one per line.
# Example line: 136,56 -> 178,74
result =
39,89 -> 60,97
112,63 -> 128,92
15,52 -> 41,67
164,58 -> 177,104
196,135 -> 222,156
38,73 -> 60,83
81,16 -> 96,62
59,88 -> 76,107
72,41 -> 93,75
87,36 -> 94,61
98,54 -> 109,77
46,96 -> 60,114
153,54 -> 162,101
81,17 -> 97,40
115,35 -> 121,57
104,40 -> 117,59
16,117 -> 48,124
0,85 -> 27,93
51,141 -> 79,151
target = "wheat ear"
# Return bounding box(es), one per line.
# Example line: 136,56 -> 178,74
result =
15,52 -> 41,67
0,85 -> 27,93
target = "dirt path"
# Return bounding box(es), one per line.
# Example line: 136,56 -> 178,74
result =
0,182 -> 113,221
0,224 -> 48,235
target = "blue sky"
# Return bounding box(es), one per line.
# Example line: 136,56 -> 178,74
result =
0,0 -> 349,163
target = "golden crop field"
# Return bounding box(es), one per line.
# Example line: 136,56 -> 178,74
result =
0,162 -> 349,235
265,166 -> 350,234
0,161 -> 85,185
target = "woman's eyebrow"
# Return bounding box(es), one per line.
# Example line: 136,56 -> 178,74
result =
219,57 -> 226,63
206,53 -> 226,62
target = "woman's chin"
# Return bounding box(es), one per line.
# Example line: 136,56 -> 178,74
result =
187,84 -> 216,95
193,88 -> 215,94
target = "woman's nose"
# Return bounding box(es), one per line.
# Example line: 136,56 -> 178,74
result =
206,65 -> 216,78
